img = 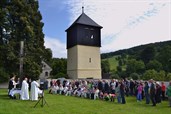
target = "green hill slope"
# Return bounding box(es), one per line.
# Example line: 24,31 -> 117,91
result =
101,40 -> 171,80
103,56 -> 118,71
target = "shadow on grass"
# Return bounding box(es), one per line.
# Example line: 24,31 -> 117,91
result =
0,95 -> 11,101
127,98 -> 170,109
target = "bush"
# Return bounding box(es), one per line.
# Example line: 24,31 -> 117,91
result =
0,68 -> 9,83
130,73 -> 139,80
166,73 -> 171,80
111,73 -> 119,79
142,69 -> 157,80
53,72 -> 67,79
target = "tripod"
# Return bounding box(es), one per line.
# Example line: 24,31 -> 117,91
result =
34,90 -> 49,108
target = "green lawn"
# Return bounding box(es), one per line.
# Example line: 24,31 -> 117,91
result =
0,89 -> 171,114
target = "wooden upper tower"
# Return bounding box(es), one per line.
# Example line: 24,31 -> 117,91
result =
66,8 -> 102,49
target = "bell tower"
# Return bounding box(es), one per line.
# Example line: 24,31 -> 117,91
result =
66,8 -> 102,79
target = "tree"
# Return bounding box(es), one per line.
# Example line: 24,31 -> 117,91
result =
118,59 -> 123,66
157,45 -> 171,72
143,69 -> 157,80
140,46 -> 156,64
146,60 -> 162,72
156,70 -> 165,81
116,66 -> 122,72
0,0 -> 12,78
166,73 -> 171,80
54,72 -> 67,79
126,59 -> 145,75
110,73 -> 119,79
135,60 -> 145,74
51,58 -> 67,77
0,0 -> 48,81
126,59 -> 136,75
101,60 -> 110,73
43,48 -> 52,62
130,73 -> 140,80
0,67 -> 8,83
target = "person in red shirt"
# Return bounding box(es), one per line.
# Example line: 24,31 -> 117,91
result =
161,82 -> 166,100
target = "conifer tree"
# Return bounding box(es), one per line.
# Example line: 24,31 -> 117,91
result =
0,0 -> 51,81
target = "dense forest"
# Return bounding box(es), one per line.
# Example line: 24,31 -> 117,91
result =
101,40 -> 171,81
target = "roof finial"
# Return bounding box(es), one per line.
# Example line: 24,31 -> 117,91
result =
82,0 -> 84,13
82,6 -> 84,13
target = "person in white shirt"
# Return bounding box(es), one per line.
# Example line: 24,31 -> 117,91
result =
59,84 -> 64,94
30,80 -> 40,101
94,86 -> 99,100
20,77 -> 29,100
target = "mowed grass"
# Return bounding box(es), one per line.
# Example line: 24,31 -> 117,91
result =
0,89 -> 171,114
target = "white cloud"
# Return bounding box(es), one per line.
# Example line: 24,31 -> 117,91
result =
44,36 -> 67,58
65,0 -> 171,54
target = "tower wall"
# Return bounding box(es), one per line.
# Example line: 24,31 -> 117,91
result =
67,46 -> 78,79
67,45 -> 101,79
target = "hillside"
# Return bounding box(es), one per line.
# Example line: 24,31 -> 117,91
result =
101,40 -> 171,80
101,40 -> 171,59
103,56 -> 118,71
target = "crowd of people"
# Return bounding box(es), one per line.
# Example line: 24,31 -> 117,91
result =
7,75 -> 171,107
49,78 -> 171,107
8,75 -> 42,101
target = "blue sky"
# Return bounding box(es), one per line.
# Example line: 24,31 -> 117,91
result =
39,0 -> 171,58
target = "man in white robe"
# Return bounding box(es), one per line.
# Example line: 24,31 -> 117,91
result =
30,80 -> 40,101
20,77 -> 29,100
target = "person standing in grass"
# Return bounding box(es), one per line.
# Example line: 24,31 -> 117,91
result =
20,77 -> 29,100
144,81 -> 150,104
155,82 -> 162,104
129,79 -> 135,96
30,80 -> 40,101
115,82 -> 121,103
120,80 -> 126,104
150,79 -> 156,106
8,75 -> 18,99
161,82 -> 166,100
166,81 -> 171,107
137,82 -> 143,102
8,75 -> 15,96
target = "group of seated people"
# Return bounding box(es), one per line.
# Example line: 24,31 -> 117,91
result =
49,79 -> 116,102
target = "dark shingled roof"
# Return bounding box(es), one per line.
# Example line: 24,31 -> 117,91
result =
66,13 -> 102,31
